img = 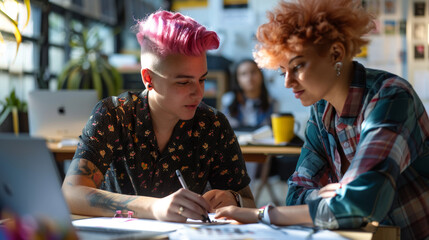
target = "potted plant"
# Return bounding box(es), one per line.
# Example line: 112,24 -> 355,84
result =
0,89 -> 28,134
57,26 -> 123,99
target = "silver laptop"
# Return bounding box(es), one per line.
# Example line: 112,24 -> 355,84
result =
0,134 -> 169,239
0,134 -> 74,234
27,90 -> 98,141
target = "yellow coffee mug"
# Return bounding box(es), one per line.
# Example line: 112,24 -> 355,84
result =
271,113 -> 295,144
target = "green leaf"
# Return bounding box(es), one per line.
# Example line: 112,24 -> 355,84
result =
90,58 -> 103,99
57,59 -> 81,89
67,65 -> 83,89
99,65 -> 115,97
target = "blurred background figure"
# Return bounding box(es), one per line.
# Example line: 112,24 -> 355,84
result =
221,59 -> 278,190
221,59 -> 277,130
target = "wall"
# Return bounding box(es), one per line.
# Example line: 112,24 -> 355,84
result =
406,0 -> 429,111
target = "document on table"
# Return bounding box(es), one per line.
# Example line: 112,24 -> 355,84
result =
186,213 -> 235,224
73,217 -> 184,233
73,213 -> 230,233
169,223 -> 350,240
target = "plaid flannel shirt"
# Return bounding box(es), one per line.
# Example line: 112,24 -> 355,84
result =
286,62 -> 429,240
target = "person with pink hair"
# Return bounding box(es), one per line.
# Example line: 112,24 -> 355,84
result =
215,1 -> 429,239
62,10 -> 255,223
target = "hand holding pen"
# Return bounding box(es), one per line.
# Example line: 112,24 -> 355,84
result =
151,179 -> 212,223
176,169 -> 212,223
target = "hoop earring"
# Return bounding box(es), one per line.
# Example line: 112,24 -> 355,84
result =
335,62 -> 343,77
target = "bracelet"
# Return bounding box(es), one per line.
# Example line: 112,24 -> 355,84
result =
258,203 -> 274,225
229,190 -> 243,207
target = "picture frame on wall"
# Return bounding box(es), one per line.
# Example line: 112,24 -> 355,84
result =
414,44 -> 425,59
413,1 -> 426,17
413,23 -> 426,40
384,0 -> 396,14
384,20 -> 396,35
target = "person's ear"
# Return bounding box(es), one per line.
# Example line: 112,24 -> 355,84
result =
330,42 -> 345,64
141,68 -> 153,90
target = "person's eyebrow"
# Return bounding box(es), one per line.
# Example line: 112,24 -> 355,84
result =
175,71 -> 208,79
289,55 -> 303,65
279,55 -> 304,70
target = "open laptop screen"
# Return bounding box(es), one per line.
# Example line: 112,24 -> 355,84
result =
0,134 -> 73,230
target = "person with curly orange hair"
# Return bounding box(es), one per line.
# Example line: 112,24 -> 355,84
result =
215,1 -> 429,239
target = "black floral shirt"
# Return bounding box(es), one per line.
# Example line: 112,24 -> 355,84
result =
73,90 -> 250,198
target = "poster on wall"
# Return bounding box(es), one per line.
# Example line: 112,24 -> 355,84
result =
171,0 -> 208,11
414,44 -> 425,59
221,0 -> 252,25
384,20 -> 396,34
223,0 -> 248,9
384,0 -> 397,14
413,23 -> 426,40
413,1 -> 426,17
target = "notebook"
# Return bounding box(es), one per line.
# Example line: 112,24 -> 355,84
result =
0,134 -> 171,239
27,90 -> 98,142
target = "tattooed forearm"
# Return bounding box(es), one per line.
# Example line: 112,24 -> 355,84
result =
68,158 -> 96,175
86,190 -> 137,214
67,158 -> 103,186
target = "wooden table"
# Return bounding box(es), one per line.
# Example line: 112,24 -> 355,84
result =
48,143 -> 302,205
48,143 -> 302,163
240,145 -> 301,205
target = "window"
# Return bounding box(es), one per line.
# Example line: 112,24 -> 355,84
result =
0,0 -> 117,104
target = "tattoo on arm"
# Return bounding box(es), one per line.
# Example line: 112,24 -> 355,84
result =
67,158 -> 104,187
86,190 -> 137,214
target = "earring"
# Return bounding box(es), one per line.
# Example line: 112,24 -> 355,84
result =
147,84 -> 152,88
335,62 -> 343,77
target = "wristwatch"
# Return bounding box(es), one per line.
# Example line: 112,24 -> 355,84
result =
258,203 -> 274,224
229,190 -> 243,207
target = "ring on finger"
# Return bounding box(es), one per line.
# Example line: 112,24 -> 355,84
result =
178,206 -> 184,215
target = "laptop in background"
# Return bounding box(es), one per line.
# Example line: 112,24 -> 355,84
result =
0,134 -> 170,239
27,90 -> 98,142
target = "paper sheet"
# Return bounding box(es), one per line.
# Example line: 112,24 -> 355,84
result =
169,223 -> 349,240
73,217 -> 184,232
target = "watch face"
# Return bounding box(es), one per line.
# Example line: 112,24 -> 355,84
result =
258,208 -> 265,221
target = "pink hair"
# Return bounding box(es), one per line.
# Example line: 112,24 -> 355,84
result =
135,10 -> 219,56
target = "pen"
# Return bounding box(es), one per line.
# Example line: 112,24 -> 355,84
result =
176,169 -> 189,189
175,169 -> 211,223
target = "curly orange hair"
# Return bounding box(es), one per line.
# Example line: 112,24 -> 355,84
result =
254,0 -> 375,69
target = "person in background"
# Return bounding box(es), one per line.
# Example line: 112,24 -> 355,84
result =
221,59 -> 276,129
62,10 -> 255,223
221,59 -> 277,185
215,1 -> 429,239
